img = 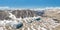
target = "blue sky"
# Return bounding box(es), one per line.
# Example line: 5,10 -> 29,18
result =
0,0 -> 60,8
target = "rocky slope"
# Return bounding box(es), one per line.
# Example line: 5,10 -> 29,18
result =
43,9 -> 60,30
43,9 -> 60,22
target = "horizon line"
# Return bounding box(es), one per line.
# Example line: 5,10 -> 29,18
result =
0,6 -> 60,10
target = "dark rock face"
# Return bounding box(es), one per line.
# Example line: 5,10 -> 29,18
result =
4,17 -> 11,20
0,10 -> 10,20
11,10 -> 38,18
16,23 -> 23,29
53,18 -> 60,23
35,18 -> 41,21
35,10 -> 45,16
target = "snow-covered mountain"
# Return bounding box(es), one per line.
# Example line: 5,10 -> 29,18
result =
0,10 -> 44,20
0,7 -> 60,30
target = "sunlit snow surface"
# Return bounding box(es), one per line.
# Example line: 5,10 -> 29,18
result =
0,12 -> 60,30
